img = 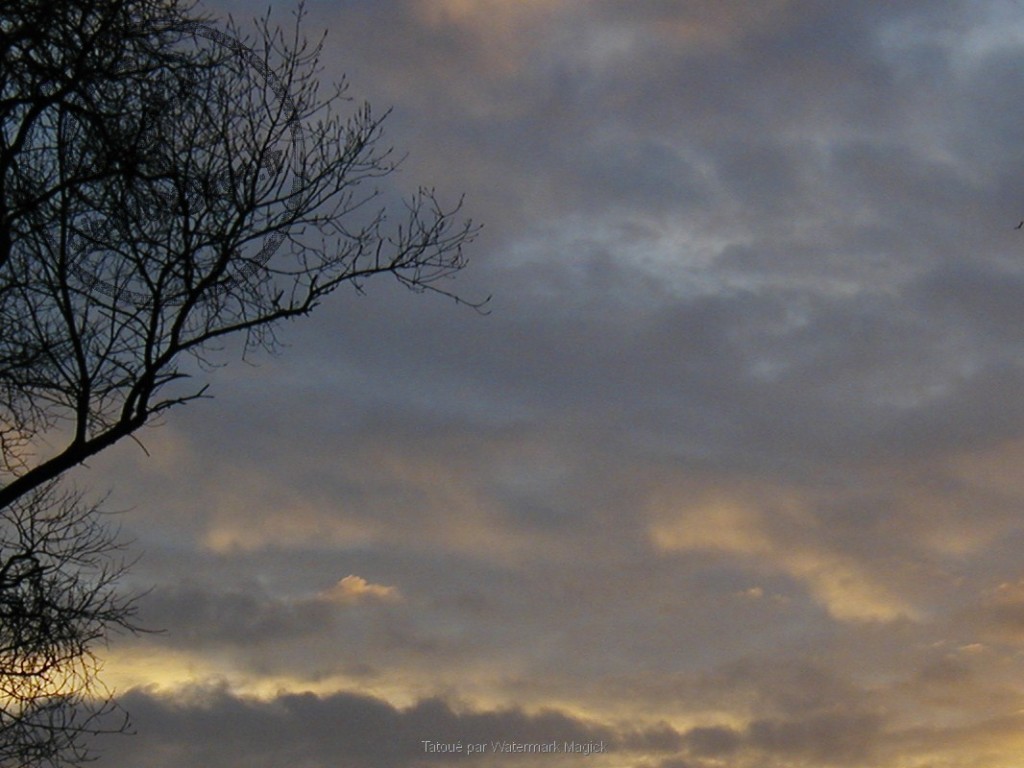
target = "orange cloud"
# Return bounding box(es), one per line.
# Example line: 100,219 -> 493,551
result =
410,0 -> 565,78
319,575 -> 402,605
647,479 -> 921,623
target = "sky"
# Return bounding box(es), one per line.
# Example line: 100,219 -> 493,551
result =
67,1 -> 1024,766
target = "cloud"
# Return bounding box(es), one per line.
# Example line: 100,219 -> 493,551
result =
647,476 -> 921,622
683,725 -> 742,757
132,575 -> 400,654
957,578 -> 1024,648
746,712 -> 883,765
319,575 -> 402,605
135,582 -> 334,648
101,684 -> 677,768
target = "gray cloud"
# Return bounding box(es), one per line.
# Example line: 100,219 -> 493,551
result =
683,725 -> 742,757
102,685 -> 675,768
135,582 -> 334,648
95,683 -> 903,768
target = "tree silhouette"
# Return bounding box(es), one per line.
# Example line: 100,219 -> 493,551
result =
0,483 -> 136,767
1,0 -> 481,763
1,0 -> 481,506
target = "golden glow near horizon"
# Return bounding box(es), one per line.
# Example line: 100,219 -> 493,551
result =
92,420 -> 1024,766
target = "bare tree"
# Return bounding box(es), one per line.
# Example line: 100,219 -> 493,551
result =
0,0 -> 482,506
0,482 -> 136,767
1,0 -> 215,476
0,0 -> 481,763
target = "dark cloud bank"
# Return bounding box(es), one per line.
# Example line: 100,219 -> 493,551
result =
103,683 -> 895,768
